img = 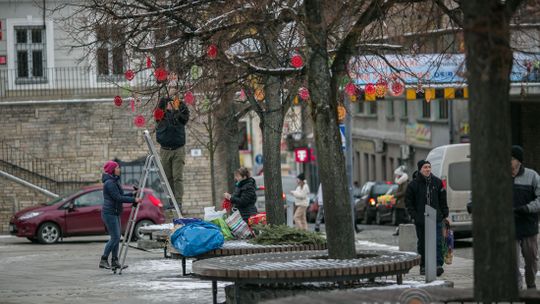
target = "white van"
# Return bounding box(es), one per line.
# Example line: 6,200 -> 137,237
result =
426,143 -> 472,235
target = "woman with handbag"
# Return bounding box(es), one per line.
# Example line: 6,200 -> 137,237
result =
224,167 -> 257,222
291,173 -> 310,230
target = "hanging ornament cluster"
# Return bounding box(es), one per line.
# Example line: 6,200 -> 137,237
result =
375,80 -> 387,98
290,54 -> 303,68
254,88 -> 265,101
154,67 -> 168,83
191,65 -> 202,80
184,91 -> 195,105
153,108 -> 165,121
134,115 -> 146,128
298,87 -> 310,101
113,96 -> 123,107
390,80 -> 404,96
125,69 -> 135,81
337,105 -> 346,121
207,44 -> 218,59
173,95 -> 181,109
364,83 -> 376,96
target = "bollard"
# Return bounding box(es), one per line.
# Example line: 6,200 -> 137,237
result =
425,205 -> 437,283
287,200 -> 294,227
398,224 -> 417,252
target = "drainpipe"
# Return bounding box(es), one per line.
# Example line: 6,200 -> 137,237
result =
448,99 -> 454,144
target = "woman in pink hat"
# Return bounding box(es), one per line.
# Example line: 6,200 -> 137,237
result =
99,160 -> 141,270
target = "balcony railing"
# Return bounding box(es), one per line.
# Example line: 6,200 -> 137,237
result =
0,67 -> 154,101
0,140 -> 91,194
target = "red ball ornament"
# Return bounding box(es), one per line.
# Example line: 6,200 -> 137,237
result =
184,91 -> 195,105
134,115 -> 146,128
154,68 -> 168,82
113,96 -> 123,107
153,108 -> 165,121
146,56 -> 152,68
125,69 -> 135,81
375,80 -> 387,98
298,87 -> 310,100
290,54 -> 303,68
239,89 -> 247,101
365,83 -> 376,95
390,81 -> 405,96
345,83 -> 358,96
207,44 -> 218,59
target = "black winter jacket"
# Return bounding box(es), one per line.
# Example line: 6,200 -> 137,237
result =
513,165 -> 540,239
102,174 -> 136,216
156,101 -> 190,150
231,177 -> 258,221
405,172 -> 449,225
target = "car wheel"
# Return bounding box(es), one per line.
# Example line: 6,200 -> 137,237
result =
363,208 -> 372,225
375,210 -> 382,225
37,222 -> 60,244
132,219 -> 154,242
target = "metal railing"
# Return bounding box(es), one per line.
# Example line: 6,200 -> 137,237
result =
0,140 -> 91,194
0,67 -> 153,101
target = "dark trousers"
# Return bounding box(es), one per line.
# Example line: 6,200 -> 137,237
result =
415,221 -> 443,267
517,235 -> 538,289
102,213 -> 121,258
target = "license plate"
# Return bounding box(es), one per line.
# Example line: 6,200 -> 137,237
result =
452,213 -> 471,222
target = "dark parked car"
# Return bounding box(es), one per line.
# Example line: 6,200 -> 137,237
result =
355,181 -> 396,224
9,185 -> 166,244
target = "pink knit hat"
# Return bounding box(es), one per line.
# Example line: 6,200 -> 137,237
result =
103,161 -> 119,175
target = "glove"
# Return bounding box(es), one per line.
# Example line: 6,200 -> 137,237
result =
514,205 -> 529,214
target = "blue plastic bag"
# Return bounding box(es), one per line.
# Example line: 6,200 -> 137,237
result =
170,221 -> 224,257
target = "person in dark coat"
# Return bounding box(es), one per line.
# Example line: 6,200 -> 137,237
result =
224,167 -> 258,222
156,96 -> 190,209
511,145 -> 540,290
405,160 -> 449,276
99,160 -> 141,270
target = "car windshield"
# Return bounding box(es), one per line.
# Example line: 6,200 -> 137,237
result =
384,184 -> 398,195
372,184 -> 393,196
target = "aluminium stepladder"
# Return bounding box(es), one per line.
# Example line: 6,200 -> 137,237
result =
115,129 -> 183,274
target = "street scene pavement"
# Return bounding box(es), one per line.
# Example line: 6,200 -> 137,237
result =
0,224 -> 475,304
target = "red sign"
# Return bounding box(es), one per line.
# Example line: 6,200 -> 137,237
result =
294,148 -> 309,163
0,56 -> 6,65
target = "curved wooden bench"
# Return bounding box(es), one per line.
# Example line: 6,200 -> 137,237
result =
170,240 -> 327,275
193,249 -> 420,304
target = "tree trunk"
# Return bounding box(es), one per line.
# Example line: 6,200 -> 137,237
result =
304,0 -> 356,259
261,75 -> 287,225
462,1 -> 519,301
208,110 -> 217,207
215,92 -> 241,194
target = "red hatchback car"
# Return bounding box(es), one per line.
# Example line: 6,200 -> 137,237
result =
9,185 -> 166,244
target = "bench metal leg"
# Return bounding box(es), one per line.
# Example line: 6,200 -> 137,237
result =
212,280 -> 217,304
182,257 -> 186,276
397,274 -> 403,285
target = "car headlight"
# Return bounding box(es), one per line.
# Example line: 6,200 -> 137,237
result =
19,211 -> 41,220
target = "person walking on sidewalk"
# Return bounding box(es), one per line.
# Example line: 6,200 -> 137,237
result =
314,183 -> 324,232
511,145 -> 540,290
99,161 -> 141,270
223,167 -> 258,222
156,96 -> 190,209
405,160 -> 448,276
292,173 -> 310,230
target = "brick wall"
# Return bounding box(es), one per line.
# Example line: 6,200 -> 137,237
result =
0,100 -> 213,233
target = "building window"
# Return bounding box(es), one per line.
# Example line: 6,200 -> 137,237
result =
401,100 -> 408,118
96,25 -> 125,78
421,99 -> 431,119
368,102 -> 377,115
386,100 -> 394,119
438,99 -> 449,120
14,26 -> 46,83
355,100 -> 365,114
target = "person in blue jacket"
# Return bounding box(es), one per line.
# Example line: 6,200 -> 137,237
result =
99,160 -> 141,270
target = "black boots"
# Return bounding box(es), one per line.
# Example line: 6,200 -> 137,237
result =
111,257 -> 127,270
437,266 -> 444,276
99,256 -> 110,269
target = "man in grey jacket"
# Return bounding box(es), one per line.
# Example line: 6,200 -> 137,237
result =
511,145 -> 540,289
